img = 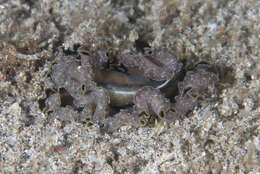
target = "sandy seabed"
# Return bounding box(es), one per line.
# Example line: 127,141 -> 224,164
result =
0,0 -> 259,173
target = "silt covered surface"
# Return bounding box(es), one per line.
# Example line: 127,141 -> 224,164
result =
0,0 -> 259,173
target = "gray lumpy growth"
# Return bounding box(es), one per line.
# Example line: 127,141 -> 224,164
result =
39,48 -> 218,131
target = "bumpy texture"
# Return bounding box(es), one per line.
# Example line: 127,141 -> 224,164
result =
133,86 -> 171,126
43,50 -> 111,124
40,48 -> 218,132
166,64 -> 218,121
1,1 -> 259,173
120,48 -> 183,80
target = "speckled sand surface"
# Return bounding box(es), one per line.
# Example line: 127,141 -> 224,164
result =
0,0 -> 259,173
